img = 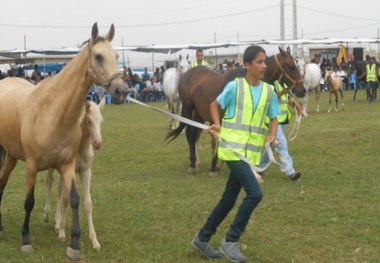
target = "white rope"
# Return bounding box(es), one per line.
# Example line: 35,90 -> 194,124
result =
288,109 -> 303,141
127,97 -> 283,182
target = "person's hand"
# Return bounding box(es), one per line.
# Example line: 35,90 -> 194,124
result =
208,124 -> 220,137
267,135 -> 277,145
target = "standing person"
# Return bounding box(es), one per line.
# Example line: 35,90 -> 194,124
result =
191,49 -> 209,68
259,80 -> 302,181
359,56 -> 378,102
191,45 -> 280,263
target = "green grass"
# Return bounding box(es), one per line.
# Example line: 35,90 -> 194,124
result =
1,89 -> 380,263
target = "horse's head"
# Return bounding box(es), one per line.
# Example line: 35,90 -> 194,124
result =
87,23 -> 125,104
325,68 -> 333,82
83,98 -> 105,150
177,54 -> 191,74
273,46 -> 306,98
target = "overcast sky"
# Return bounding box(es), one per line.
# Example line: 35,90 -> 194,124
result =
1,0 -> 380,68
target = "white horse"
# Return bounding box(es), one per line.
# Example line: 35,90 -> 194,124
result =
43,98 -> 105,251
163,55 -> 190,129
297,58 -> 322,115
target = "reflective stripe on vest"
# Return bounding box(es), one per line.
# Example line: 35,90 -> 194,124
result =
274,81 -> 291,123
218,78 -> 274,165
191,60 -> 208,67
367,64 -> 377,82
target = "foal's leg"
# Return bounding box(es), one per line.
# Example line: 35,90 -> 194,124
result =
0,154 -> 18,238
340,88 -> 344,111
43,169 -> 54,223
328,91 -> 332,113
335,91 -> 339,111
80,167 -> 101,250
58,161 -> 81,261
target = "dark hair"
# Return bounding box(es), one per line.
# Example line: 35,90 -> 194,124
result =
243,45 -> 266,64
196,49 -> 204,54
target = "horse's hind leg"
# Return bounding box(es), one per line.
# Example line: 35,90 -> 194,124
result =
335,92 -> 339,111
0,153 -> 18,238
80,168 -> 101,251
43,169 -> 54,223
340,89 -> 344,110
186,125 -> 201,174
58,161 -> 81,261
208,135 -> 219,178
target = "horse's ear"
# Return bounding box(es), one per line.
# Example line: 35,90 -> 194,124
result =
98,96 -> 106,110
278,46 -> 286,57
91,23 -> 99,42
105,24 -> 115,42
286,46 -> 291,53
186,54 -> 189,60
179,54 -> 182,60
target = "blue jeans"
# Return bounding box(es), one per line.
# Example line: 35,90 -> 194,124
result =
198,160 -> 263,242
260,124 -> 295,176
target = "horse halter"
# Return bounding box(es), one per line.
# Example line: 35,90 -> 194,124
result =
274,54 -> 303,95
87,41 -> 123,89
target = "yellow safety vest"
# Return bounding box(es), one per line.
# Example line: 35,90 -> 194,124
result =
366,64 -> 377,82
191,60 -> 208,67
218,78 -> 274,165
273,81 -> 292,124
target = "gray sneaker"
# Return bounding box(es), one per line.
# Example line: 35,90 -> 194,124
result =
191,235 -> 222,259
219,239 -> 246,263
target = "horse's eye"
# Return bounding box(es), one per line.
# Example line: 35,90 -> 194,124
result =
95,54 -> 103,63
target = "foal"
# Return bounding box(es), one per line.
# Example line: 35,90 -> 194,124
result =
43,98 -> 105,251
325,69 -> 344,113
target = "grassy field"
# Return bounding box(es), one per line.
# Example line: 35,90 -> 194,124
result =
0,89 -> 380,263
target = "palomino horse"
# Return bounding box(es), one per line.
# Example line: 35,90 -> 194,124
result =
325,69 -> 344,113
163,54 -> 191,129
0,23 -> 125,260
166,46 -> 306,177
43,98 -> 105,251
297,58 -> 322,114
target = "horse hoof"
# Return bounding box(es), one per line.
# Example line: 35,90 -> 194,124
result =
188,166 -> 198,174
43,214 -> 49,223
92,241 -> 101,251
21,244 -> 34,253
58,230 -> 66,242
66,247 -> 81,261
208,171 -> 218,178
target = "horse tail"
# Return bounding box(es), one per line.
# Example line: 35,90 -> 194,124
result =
165,121 -> 186,144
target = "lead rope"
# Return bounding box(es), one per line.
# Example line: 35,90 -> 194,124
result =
127,97 -> 284,183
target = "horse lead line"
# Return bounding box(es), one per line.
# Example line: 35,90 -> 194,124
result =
126,97 -> 283,177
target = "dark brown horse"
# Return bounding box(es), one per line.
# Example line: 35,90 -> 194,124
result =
166,46 -> 306,177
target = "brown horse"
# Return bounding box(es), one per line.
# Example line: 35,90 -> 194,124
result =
166,46 -> 306,177
0,23 -> 125,260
